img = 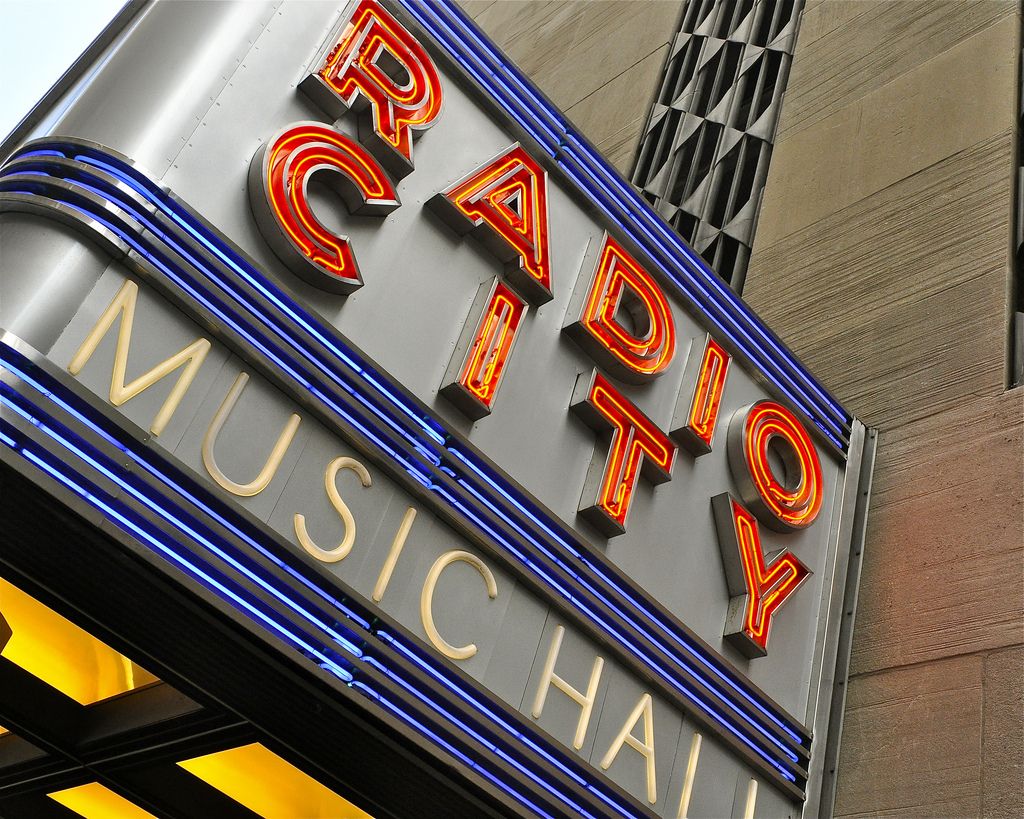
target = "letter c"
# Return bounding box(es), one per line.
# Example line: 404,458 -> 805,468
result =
420,550 -> 497,660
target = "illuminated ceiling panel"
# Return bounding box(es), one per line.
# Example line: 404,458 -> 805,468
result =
0,578 -> 158,704
178,742 -> 373,818
47,782 -> 155,818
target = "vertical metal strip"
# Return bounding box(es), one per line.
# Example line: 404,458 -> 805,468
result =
816,426 -> 878,817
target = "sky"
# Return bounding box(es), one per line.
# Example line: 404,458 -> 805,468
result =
0,0 -> 126,142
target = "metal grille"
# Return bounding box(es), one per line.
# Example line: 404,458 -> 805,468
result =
632,0 -> 803,290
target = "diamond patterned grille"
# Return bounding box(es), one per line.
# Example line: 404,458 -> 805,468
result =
632,0 -> 804,290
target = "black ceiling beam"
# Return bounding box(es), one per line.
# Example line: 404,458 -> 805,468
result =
75,683 -> 251,768
0,659 -> 264,818
0,792 -> 83,819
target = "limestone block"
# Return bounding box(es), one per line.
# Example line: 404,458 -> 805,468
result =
469,0 -> 582,100
757,13 -> 1018,247
850,389 -> 1024,675
458,0 -> 499,19
983,646 -> 1024,818
835,655 -> 983,818
779,0 -> 1015,142
466,0 -> 681,112
538,0 -> 680,111
747,133 -> 1014,430
796,0 -> 885,49
565,45 -> 669,175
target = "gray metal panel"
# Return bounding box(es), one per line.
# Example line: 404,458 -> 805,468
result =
0,215 -> 113,352
588,662 -> 685,808
137,6 -> 853,710
267,421 -> 401,590
172,352 -> 313,520
521,615 -> 613,762
669,724 -> 744,819
35,266 -> 789,812
480,578 -> 551,710
48,1 -> 281,176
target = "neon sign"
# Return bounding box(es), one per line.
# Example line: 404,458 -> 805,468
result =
565,233 -> 676,382
0,136 -> 813,804
249,123 -> 399,293
440,278 -> 528,418
430,143 -> 553,305
570,370 -> 677,537
673,334 -> 731,456
728,401 -> 824,531
713,495 -> 812,657
0,0 -> 868,812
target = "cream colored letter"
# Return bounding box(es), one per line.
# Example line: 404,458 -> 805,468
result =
742,779 -> 758,819
68,279 -> 211,436
372,507 -> 417,603
420,550 -> 497,660
676,732 -> 702,818
202,372 -> 301,496
531,625 -> 604,750
600,692 -> 657,804
294,457 -> 372,563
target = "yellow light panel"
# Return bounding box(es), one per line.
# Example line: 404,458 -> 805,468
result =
47,782 -> 155,818
0,578 -> 158,704
178,743 -> 374,818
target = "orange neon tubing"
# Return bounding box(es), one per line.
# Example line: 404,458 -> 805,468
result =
743,402 -> 823,528
732,500 -> 809,647
687,337 -> 730,446
317,0 -> 443,158
265,124 -> 396,279
459,284 -> 525,406
580,236 -> 676,377
445,146 -> 551,294
590,375 -> 675,524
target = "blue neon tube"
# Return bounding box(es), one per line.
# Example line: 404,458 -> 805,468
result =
393,0 -> 850,442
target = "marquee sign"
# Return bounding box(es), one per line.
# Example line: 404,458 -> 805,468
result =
0,1 -> 871,816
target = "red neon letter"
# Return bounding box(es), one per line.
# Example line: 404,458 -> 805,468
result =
726,401 -> 823,532
571,370 -> 676,537
440,279 -> 528,419
429,144 -> 553,305
712,494 -> 811,657
672,334 -> 731,456
303,0 -> 443,177
248,123 -> 399,294
564,234 -> 676,383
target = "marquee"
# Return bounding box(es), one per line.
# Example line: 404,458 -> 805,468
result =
0,2 -> 872,816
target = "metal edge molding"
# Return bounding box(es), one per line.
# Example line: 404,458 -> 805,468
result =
815,427 -> 877,817
0,0 -> 149,161
386,0 -> 853,457
0,140 -> 811,796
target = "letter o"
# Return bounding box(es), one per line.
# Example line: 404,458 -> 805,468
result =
726,401 -> 823,532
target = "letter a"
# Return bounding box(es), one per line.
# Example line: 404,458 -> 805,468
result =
429,144 -> 553,305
